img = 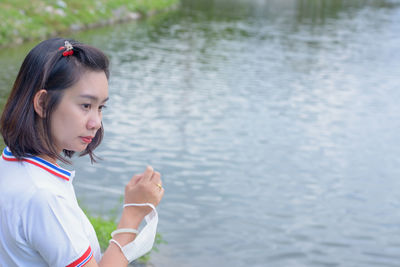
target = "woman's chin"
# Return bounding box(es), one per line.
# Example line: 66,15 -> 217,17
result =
77,145 -> 88,153
63,144 -> 88,153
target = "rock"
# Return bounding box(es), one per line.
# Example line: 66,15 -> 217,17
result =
112,7 -> 127,18
127,12 -> 141,20
54,8 -> 66,17
70,24 -> 82,31
57,0 -> 67,9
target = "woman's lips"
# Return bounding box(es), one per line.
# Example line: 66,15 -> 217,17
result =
80,136 -> 93,143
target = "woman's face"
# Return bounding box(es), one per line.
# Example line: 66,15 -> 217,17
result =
50,71 -> 109,154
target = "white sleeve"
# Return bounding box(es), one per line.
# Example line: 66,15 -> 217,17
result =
23,189 -> 93,267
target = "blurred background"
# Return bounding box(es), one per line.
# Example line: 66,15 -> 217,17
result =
1,0 -> 400,266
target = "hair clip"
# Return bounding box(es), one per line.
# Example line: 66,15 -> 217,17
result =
58,40 -> 74,57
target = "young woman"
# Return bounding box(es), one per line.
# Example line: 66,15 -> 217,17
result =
0,38 -> 164,266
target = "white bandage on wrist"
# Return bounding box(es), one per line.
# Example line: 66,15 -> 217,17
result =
110,203 -> 159,262
111,228 -> 139,237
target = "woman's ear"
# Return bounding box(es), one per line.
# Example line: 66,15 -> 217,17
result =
33,89 -> 48,118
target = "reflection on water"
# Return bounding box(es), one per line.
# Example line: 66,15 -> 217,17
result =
1,0 -> 400,266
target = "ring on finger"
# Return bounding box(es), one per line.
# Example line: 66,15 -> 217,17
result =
156,183 -> 162,189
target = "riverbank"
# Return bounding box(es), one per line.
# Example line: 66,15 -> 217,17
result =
0,0 -> 178,48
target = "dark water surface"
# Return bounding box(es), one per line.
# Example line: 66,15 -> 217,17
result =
1,0 -> 400,266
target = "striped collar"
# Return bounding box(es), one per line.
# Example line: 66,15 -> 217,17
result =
2,147 -> 73,181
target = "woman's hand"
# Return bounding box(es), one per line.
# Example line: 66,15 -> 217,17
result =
124,166 -> 164,217
96,166 -> 164,267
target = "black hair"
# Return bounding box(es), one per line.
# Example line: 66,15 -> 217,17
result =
0,37 -> 110,163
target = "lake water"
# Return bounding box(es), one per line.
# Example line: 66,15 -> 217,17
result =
1,0 -> 400,266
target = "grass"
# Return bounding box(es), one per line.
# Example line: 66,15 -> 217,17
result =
0,0 -> 178,47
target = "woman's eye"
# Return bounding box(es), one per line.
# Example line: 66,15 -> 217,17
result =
99,105 -> 107,112
82,104 -> 91,109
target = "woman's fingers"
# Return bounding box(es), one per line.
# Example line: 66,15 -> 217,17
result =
151,171 -> 161,183
124,166 -> 164,207
142,166 -> 163,188
132,174 -> 144,185
142,166 -> 154,181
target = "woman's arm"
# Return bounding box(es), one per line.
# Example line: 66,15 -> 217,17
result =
85,166 -> 164,267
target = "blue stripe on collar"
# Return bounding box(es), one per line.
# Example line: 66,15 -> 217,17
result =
2,147 -> 72,181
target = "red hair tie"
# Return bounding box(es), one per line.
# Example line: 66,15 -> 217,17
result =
58,40 -> 74,57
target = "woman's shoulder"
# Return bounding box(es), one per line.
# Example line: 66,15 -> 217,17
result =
0,157 -> 34,198
0,157 -> 71,214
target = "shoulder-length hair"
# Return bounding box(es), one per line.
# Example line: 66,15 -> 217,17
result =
0,37 -> 110,163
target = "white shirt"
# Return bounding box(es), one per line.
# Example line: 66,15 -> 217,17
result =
0,147 -> 101,266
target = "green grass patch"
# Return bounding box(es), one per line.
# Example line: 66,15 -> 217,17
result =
0,0 -> 178,47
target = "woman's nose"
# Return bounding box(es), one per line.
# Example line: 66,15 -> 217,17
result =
87,112 -> 102,130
